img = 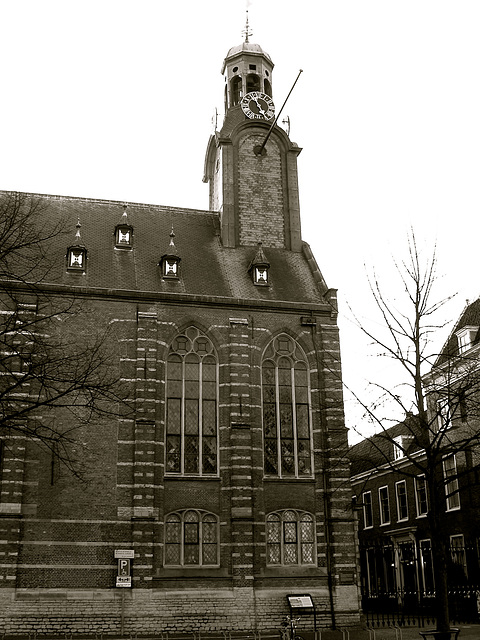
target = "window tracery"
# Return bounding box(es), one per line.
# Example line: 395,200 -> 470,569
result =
262,335 -> 312,477
165,509 -> 219,566
166,327 -> 217,476
266,510 -> 315,565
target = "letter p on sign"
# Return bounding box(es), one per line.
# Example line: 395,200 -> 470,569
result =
118,558 -> 131,576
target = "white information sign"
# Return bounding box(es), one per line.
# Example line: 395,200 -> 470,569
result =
116,576 -> 132,588
115,549 -> 134,559
288,595 -> 314,608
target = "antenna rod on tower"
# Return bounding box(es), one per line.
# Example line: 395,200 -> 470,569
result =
255,69 -> 303,156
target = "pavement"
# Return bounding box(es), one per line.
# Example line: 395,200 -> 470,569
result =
351,625 -> 480,639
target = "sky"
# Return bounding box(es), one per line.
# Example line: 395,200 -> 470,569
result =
1,1 -> 479,441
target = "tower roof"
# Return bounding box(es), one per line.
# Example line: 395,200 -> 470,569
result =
221,42 -> 273,73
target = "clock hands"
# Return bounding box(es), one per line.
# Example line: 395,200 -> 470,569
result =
241,92 -> 275,120
251,96 -> 268,117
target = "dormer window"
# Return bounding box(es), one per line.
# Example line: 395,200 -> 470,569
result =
163,257 -> 179,278
455,326 -> 478,354
255,266 -> 268,284
66,220 -> 86,272
393,436 -> 404,460
115,204 -> 133,249
159,228 -> 181,280
67,247 -> 86,270
115,224 -> 133,248
393,434 -> 413,459
249,242 -> 270,286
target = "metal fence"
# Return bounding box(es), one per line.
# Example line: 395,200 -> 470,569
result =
359,541 -> 480,629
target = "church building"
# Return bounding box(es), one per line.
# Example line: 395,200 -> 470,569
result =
0,36 -> 360,634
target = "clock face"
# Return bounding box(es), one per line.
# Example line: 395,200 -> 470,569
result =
241,91 -> 275,120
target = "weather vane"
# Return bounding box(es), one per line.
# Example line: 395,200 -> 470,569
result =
242,9 -> 253,43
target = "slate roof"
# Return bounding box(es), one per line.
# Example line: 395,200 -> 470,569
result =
349,416 -> 422,477
435,297 -> 480,365
8,191 -> 328,305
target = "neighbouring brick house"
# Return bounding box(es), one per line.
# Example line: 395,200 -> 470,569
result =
350,298 -> 480,620
0,38 -> 361,634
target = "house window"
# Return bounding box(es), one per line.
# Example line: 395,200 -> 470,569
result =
262,335 -> 312,478
166,327 -> 217,476
395,480 -> 408,521
437,398 -> 452,431
164,510 -> 219,566
443,455 -> 460,511
450,534 -> 467,580
419,539 -> 435,596
415,475 -> 428,517
266,510 -> 315,565
363,491 -> 373,529
378,486 -> 390,525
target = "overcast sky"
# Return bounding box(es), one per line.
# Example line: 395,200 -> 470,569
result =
2,1 -> 479,440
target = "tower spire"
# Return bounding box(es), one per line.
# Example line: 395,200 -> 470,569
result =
242,9 -> 252,43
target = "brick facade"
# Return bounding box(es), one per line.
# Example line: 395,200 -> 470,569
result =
0,37 -> 361,634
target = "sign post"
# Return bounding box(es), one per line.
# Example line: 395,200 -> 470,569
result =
115,549 -> 134,588
115,550 -> 134,635
287,594 -> 316,631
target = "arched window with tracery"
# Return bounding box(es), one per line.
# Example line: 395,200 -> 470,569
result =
164,509 -> 219,566
262,334 -> 312,477
266,510 -> 315,565
166,327 -> 218,476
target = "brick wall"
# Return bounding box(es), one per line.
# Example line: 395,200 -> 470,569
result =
0,294 -> 361,631
237,134 -> 285,248
0,586 -> 360,634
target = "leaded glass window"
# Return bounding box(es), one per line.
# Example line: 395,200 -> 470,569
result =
166,327 -> 218,476
164,510 -> 219,566
262,335 -> 312,477
266,510 -> 315,566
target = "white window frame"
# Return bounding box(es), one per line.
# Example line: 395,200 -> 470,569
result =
415,474 -> 428,517
395,480 -> 409,522
443,455 -> 460,511
393,436 -> 404,460
378,485 -> 391,525
363,491 -> 373,529
455,326 -> 478,354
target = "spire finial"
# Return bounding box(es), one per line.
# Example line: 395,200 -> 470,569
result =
75,218 -> 82,242
122,203 -> 128,220
169,226 -> 178,254
242,9 -> 252,43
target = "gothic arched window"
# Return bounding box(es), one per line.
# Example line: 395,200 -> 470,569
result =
266,510 -> 315,565
166,327 -> 218,476
165,509 -> 219,566
262,334 -> 312,477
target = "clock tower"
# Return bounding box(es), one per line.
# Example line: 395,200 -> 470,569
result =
204,39 -> 302,251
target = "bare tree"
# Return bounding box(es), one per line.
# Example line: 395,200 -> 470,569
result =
350,232 -> 480,639
0,191 -> 126,476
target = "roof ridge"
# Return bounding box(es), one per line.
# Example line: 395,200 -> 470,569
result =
0,189 -> 215,216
